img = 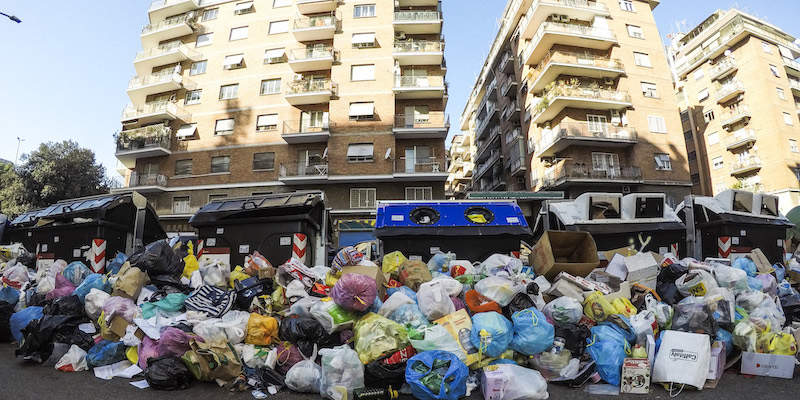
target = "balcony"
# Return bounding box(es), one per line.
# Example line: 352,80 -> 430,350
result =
288,46 -> 338,72
296,0 -> 338,14
476,127 -> 501,163
127,71 -> 190,103
148,0 -> 199,23
479,176 -> 506,192
292,13 -> 338,42
121,101 -> 187,125
501,79 -> 518,98
725,129 -> 757,150
393,40 -> 445,66
393,113 -> 450,139
784,57 -> 800,78
474,151 -> 503,180
709,58 -> 738,81
393,75 -> 447,99
730,156 -> 762,175
499,51 -> 515,74
279,162 -> 329,184
115,124 -> 172,169
475,102 -> 499,140
536,122 -> 637,157
521,22 -> 617,66
531,83 -> 631,124
141,13 -> 197,48
501,100 -> 521,121
281,120 -> 333,144
393,158 -> 449,181
721,105 -> 752,129
393,11 -> 442,34
487,78 -> 498,100
285,78 -> 337,105
127,172 -> 168,193
528,51 -> 624,93
397,0 -> 439,6
542,165 -> 642,188
715,80 -> 745,103
519,0 -> 611,41
789,78 -> 800,96
133,41 -> 198,75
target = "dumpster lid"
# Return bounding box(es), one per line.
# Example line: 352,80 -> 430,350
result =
547,193 -> 682,226
374,201 -> 532,237
34,194 -> 126,221
467,191 -> 565,201
10,209 -> 44,227
189,191 -> 325,226
676,190 -> 792,225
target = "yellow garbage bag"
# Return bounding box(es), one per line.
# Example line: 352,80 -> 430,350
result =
611,298 -> 637,317
382,251 -> 408,275
182,241 -> 199,279
353,313 -> 409,364
245,313 -> 280,346
325,270 -> 341,288
126,346 -> 139,365
757,332 -> 798,356
229,266 -> 251,287
583,291 -> 616,322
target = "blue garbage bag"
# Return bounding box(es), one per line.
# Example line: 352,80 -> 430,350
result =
10,306 -> 44,342
389,304 -> 429,329
470,312 -> 513,358
62,262 -> 92,286
586,325 -> 630,386
106,252 -> 128,276
746,276 -> 763,291
71,273 -> 110,302
508,307 -> 554,355
0,286 -> 20,306
87,340 -> 128,368
367,296 -> 384,314
774,263 -> 786,282
715,328 -> 734,357
733,257 -> 757,277
405,350 -> 468,400
599,315 -> 636,344
387,286 -> 418,302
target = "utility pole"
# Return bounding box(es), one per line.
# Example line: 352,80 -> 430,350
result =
14,137 -> 25,167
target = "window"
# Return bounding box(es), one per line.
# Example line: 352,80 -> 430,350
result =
347,143 -> 374,162
777,87 -> 786,100
351,64 -> 375,81
708,131 -> 719,145
223,54 -> 245,70
301,111 -> 327,131
184,89 -> 202,105
405,146 -> 432,172
354,4 -> 376,18
794,168 -> 800,181
253,152 -> 275,170
229,26 -> 248,41
691,173 -> 701,185
174,159 -> 192,176
273,0 -> 291,7
698,88 -> 709,102
260,78 -> 281,95
190,60 -> 207,75
684,130 -> 694,142
762,41 -> 772,54
234,1 -> 254,15
256,114 -> 279,131
350,188 -> 376,209
680,110 -> 690,122
263,48 -> 285,64
349,102 -> 375,120
209,194 -> 228,203
712,156 -> 724,170
633,52 -> 651,67
269,20 -> 289,34
791,140 -> 799,153
619,0 -> 635,12
703,110 -> 715,123
172,196 -> 191,214
587,115 -> 608,134
694,68 -> 705,81
770,64 -> 780,78
210,156 -> 231,173
785,112 -> 794,125
688,151 -> 697,161
654,153 -> 672,171
647,115 -> 667,133
196,33 -> 213,47
592,153 -> 620,172
219,84 -> 239,100
215,118 -> 235,135
202,8 -> 219,21
626,24 -> 643,39
352,32 -> 377,48
642,82 -> 658,98
405,187 -> 433,201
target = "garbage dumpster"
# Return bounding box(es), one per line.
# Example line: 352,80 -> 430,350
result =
27,193 -> 165,271
3,209 -> 42,253
677,190 -> 793,263
189,191 -> 329,268
535,193 -> 686,257
0,214 -> 7,245
374,201 -> 533,262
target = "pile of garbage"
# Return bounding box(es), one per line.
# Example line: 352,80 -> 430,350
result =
1,231 -> 800,399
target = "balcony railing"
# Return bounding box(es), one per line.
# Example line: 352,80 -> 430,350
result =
129,172 -> 168,188
116,124 -> 172,152
784,57 -> 800,72
121,101 -> 183,120
394,75 -> 446,88
134,41 -> 190,61
721,105 -> 751,127
533,83 -> 631,117
528,51 -> 624,87
293,13 -> 338,30
288,46 -> 338,61
724,129 -> 757,149
149,0 -> 196,11
286,78 -> 337,95
522,22 -> 616,63
499,51 -> 514,72
282,120 -> 333,135
141,12 -> 196,35
127,71 -> 183,90
715,80 -> 745,102
542,165 -> 642,187
537,122 -> 637,151
394,158 -> 443,174
394,112 -> 449,129
709,58 -> 737,80
789,79 -> 800,91
393,40 -> 444,53
730,157 -> 762,174
393,11 -> 441,22
280,162 -> 329,178
475,151 -> 502,178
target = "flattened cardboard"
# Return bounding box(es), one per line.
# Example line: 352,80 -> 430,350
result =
110,315 -> 145,341
749,249 -> 775,274
707,342 -> 726,380
435,309 -> 480,366
531,231 -> 600,280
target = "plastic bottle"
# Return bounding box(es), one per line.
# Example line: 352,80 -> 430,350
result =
353,387 -> 399,400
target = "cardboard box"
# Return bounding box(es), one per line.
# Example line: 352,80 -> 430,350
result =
341,264 -> 387,298
531,231 -> 600,280
602,246 -> 638,262
624,252 -> 662,283
109,315 -> 145,341
621,358 -> 651,394
707,341 -> 726,380
434,309 -> 480,366
645,335 -> 656,365
554,271 -> 611,294
740,352 -> 795,379
749,249 -> 775,274
601,281 -> 632,303
545,279 -> 586,301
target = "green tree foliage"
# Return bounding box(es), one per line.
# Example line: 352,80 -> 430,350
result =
0,163 -> 29,216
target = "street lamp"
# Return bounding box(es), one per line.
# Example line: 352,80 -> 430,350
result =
14,137 -> 25,167
0,12 -> 21,23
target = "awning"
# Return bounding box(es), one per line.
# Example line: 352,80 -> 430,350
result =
263,48 -> 284,59
352,33 -> 376,44
347,144 -> 374,157
234,1 -> 254,12
223,54 -> 244,67
215,119 -> 235,132
349,102 -> 374,117
176,124 -> 197,138
257,114 -> 278,126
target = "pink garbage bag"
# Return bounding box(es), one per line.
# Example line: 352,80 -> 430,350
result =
331,274 -> 377,312
46,274 -> 77,300
138,336 -> 160,369
102,296 -> 137,322
157,327 -> 198,358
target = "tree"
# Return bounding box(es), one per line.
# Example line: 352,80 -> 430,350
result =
2,141 -> 109,215
0,163 -> 29,216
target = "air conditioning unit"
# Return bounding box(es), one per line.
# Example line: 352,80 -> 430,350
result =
560,15 -> 570,23
549,14 -> 560,22
293,74 -> 304,80
604,77 -> 615,85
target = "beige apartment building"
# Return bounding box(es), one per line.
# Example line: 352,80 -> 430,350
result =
112,0 -> 449,243
668,9 -> 800,213
445,133 -> 474,198
457,0 -> 691,206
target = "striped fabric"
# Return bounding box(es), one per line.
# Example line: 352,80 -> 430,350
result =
184,285 -> 237,318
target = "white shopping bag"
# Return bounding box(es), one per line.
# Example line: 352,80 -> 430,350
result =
652,330 -> 711,390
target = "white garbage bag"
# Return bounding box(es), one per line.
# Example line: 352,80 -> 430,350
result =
417,280 -> 456,321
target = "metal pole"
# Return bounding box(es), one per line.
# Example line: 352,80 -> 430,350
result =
0,12 -> 21,23
14,137 -> 25,167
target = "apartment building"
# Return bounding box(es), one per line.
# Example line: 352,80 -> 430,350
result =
112,0 -> 449,244
445,133 -> 474,198
668,9 -> 800,213
459,0 -> 691,205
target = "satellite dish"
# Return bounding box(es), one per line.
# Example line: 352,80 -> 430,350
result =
724,49 -> 732,56
385,148 -> 392,159
322,147 -> 328,159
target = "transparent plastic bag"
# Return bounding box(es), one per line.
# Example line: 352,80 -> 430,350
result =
675,270 -> 718,297
55,344 -> 88,372
389,304 -> 430,329
353,313 -> 409,364
408,324 -> 467,362
319,345 -> 364,400
529,349 -> 572,381
713,264 -> 748,292
286,356 -> 323,393
378,291 -> 415,317
199,259 -> 231,289
475,276 -> 524,307
417,280 -> 456,321
543,297 -> 582,324
481,363 -> 549,400
736,288 -> 769,312
310,298 -> 361,334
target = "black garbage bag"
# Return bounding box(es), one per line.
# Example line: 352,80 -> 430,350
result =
145,355 -> 193,390
26,291 -> 48,308
148,275 -> 193,294
16,253 -> 35,268
256,366 -> 285,388
57,327 -> 95,351
43,295 -> 84,316
502,292 -> 535,320
0,301 -> 14,342
278,316 -> 341,357
657,263 -> 688,305
365,354 -> 407,388
16,315 -> 86,363
550,360 -> 596,388
672,300 -> 716,337
554,322 -> 591,357
780,290 -> 800,325
128,240 -> 184,277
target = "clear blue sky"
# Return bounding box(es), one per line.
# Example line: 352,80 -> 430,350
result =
0,1 -> 797,180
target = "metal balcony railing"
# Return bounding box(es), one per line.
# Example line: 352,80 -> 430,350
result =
394,75 -> 445,88
537,121 -> 637,150
393,40 -> 445,53
116,124 -> 172,152
721,105 -> 751,126
279,162 -> 329,177
542,165 -> 642,187
394,158 -> 442,173
293,13 -> 338,30
286,78 -> 337,95
127,71 -> 183,90
394,112 -> 449,129
709,58 -> 737,80
715,80 -> 745,101
528,50 -> 624,85
134,41 -> 192,61
121,101 -> 183,120
724,129 -> 757,149
533,84 -> 631,116
522,22 -> 616,61
288,46 -> 338,61
282,120 -> 334,134
141,12 -> 196,35
730,157 -> 762,174
129,172 -> 168,187
150,0 -> 196,11
393,11 -> 441,22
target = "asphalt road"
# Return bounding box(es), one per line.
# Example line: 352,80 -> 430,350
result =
1,343 -> 799,400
